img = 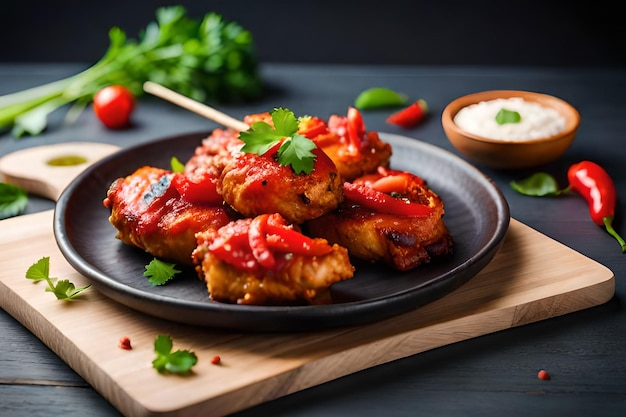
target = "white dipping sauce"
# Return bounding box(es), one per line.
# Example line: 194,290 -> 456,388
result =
453,97 -> 566,141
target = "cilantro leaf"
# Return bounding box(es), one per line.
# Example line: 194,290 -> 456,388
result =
495,108 -> 522,125
278,134 -> 317,174
510,172 -> 568,197
25,257 -> 50,282
239,121 -> 284,155
238,108 -> 318,174
0,182 -> 28,220
152,334 -> 198,374
271,107 -> 299,136
144,258 -> 181,285
25,256 -> 90,300
47,279 -> 91,299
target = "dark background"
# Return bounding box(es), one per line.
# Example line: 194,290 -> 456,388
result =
2,0 -> 625,67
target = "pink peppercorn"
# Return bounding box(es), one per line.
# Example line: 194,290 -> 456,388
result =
211,355 -> 221,365
119,336 -> 132,350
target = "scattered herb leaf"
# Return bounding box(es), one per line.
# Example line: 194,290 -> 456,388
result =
495,108 -> 522,125
354,87 -> 409,109
152,334 -> 198,374
170,156 -> 185,173
239,108 -> 317,174
144,258 -> 181,285
510,172 -> 568,196
25,257 -> 91,300
0,182 -> 28,220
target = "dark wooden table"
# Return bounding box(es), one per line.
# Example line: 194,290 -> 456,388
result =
1,63 -> 625,416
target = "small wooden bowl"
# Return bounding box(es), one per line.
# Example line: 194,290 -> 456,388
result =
442,90 -> 580,169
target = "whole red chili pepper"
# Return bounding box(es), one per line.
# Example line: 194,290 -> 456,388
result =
567,161 -> 626,253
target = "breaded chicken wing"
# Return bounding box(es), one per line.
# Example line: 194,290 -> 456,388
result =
315,107 -> 392,182
193,213 -> 354,305
219,143 -> 344,224
103,166 -> 236,265
305,167 -> 453,270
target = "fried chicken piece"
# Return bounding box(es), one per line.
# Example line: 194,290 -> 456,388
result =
243,109 -> 391,182
305,167 -> 453,270
184,128 -> 244,178
219,143 -> 344,224
314,107 -> 392,182
193,213 -> 354,305
103,166 -> 236,265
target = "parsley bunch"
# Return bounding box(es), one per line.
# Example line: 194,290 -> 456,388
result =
0,6 -> 263,137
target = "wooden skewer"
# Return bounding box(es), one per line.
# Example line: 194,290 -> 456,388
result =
143,81 -> 250,132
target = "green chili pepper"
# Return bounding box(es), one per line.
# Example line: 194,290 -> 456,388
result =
354,87 -> 409,110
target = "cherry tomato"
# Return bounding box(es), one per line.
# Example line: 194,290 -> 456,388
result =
93,85 -> 135,129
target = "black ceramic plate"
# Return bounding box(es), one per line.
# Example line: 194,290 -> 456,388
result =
53,132 -> 510,332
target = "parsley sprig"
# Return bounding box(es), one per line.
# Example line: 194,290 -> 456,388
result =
144,258 -> 181,286
152,335 -> 198,374
239,108 -> 318,174
25,257 -> 90,300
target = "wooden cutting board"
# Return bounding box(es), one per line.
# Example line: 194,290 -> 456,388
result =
0,144 -> 616,417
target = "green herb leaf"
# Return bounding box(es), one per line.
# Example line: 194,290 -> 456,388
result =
152,335 -> 198,374
271,107 -> 300,136
25,257 -> 50,281
354,87 -> 409,110
510,172 -> 568,196
170,156 -> 185,173
277,134 -> 317,174
144,258 -> 181,286
495,108 -> 522,125
238,108 -> 318,174
0,182 -> 28,220
25,256 -> 90,300
47,279 -> 91,299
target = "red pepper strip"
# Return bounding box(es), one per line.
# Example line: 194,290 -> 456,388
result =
371,174 -> 410,194
297,115 -> 328,139
248,214 -> 275,268
386,99 -> 428,128
567,161 -> 626,253
171,172 -> 222,205
343,182 -> 433,217
346,106 -> 366,151
264,223 -> 333,256
209,231 -> 257,271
